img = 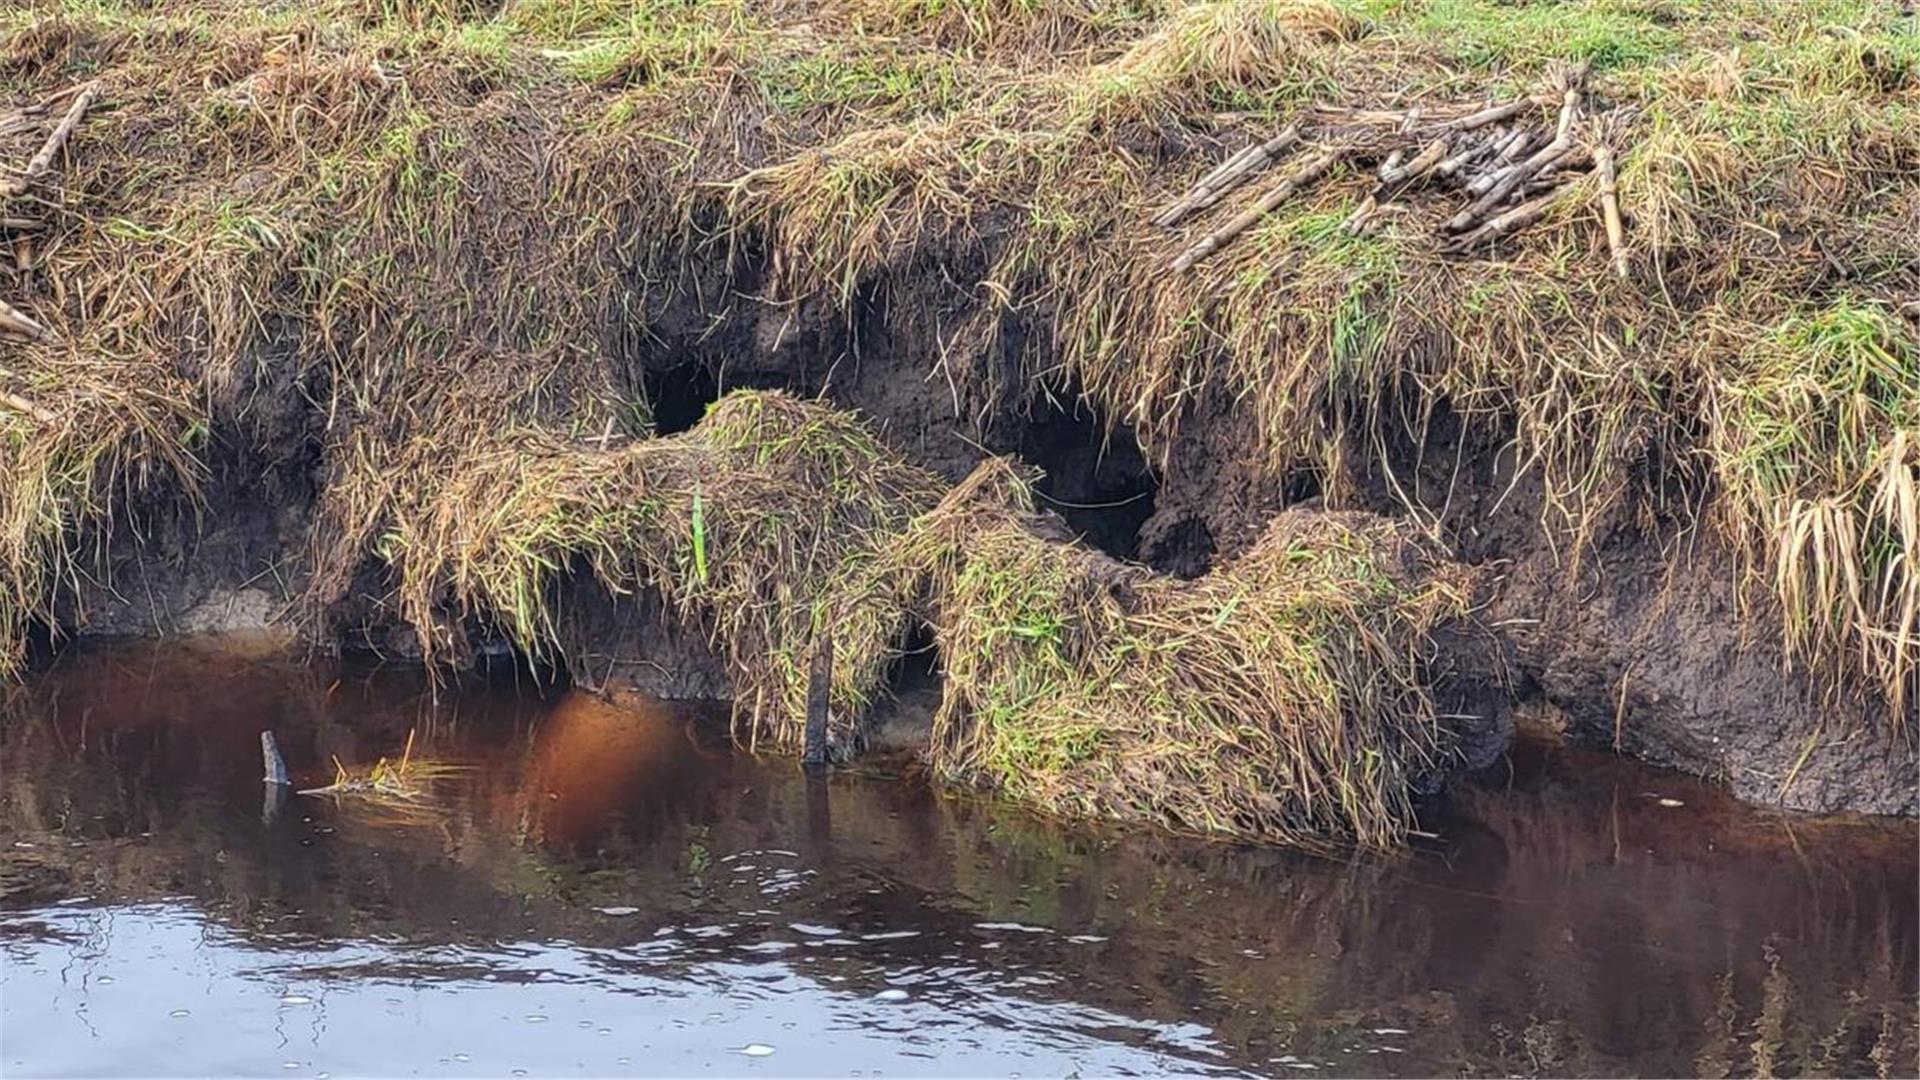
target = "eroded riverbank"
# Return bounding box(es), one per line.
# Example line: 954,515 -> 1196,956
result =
2,641 -> 1914,1077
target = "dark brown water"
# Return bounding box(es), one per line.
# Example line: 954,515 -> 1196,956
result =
1,641 -> 1914,1078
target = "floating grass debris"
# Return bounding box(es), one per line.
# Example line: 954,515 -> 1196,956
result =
299,729 -> 468,808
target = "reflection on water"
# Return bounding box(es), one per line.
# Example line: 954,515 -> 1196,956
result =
1,641 -> 1915,1077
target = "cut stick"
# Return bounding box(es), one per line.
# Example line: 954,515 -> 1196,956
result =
4,83 -> 98,198
1442,186 -> 1569,253
1554,87 -> 1580,144
1449,111 -> 1577,232
1594,142 -> 1628,279
1153,125 -> 1301,227
1342,193 -> 1378,235
1379,136 -> 1450,186
1199,143 -> 1261,188
1437,130 -> 1498,178
1464,131 -> 1535,195
0,217 -> 45,230
1166,149 -> 1339,273
0,297 -> 48,340
1495,128 -> 1533,163
0,390 -> 56,424
1446,97 -> 1535,132
1376,148 -> 1405,180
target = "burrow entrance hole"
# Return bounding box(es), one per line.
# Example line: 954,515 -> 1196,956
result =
1005,384 -> 1158,561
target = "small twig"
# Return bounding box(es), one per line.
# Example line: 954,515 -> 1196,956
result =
4,82 -> 99,199
1448,95 -> 1579,233
1436,130 -> 1498,178
1379,136 -> 1451,186
1341,193 -> 1379,235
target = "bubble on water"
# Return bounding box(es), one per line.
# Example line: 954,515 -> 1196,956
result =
597,1028 -> 612,1036
525,1014 -> 548,1023
736,1044 -> 776,1057
282,1061 -> 301,1070
595,906 -> 640,916
578,1020 -> 595,1028
617,1058 -> 631,1066
97,976 -> 114,985
453,1054 -> 471,1062
168,1009 -> 191,1019
873,989 -> 910,1003
512,1070 -> 528,1077
280,995 -> 313,1005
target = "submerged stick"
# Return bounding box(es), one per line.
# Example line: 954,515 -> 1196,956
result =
4,83 -> 98,198
1594,142 -> 1628,279
262,731 -> 291,786
1167,149 -> 1338,273
1154,125 -> 1301,227
803,630 -> 834,767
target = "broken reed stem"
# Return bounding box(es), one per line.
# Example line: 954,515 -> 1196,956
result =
4,83 -> 98,198
1448,95 -> 1579,234
1442,186 -> 1568,252
1154,125 -> 1301,227
1594,142 -> 1628,279
0,389 -> 56,424
1378,135 -> 1450,186
1447,97 -> 1536,132
0,298 -> 48,341
1167,149 -> 1338,272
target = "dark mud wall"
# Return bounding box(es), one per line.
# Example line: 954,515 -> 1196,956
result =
1139,390 -> 1917,816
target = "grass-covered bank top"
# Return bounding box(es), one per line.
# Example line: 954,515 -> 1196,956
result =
0,0 -> 1914,773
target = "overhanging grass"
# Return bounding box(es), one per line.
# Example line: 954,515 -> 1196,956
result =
373,390 -> 1471,844
896,459 -> 1469,846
